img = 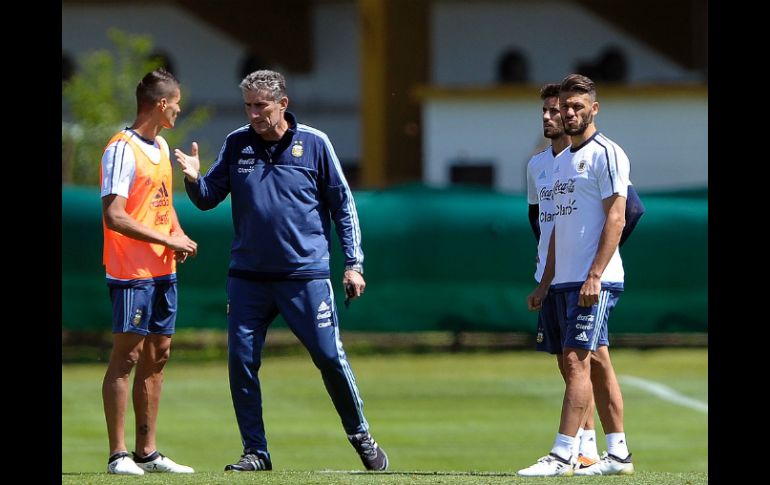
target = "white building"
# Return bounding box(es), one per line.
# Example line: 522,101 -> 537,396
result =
63,0 -> 707,191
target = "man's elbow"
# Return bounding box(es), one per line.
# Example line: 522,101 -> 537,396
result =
612,214 -> 626,232
103,213 -> 121,232
102,208 -> 130,232
193,199 -> 217,211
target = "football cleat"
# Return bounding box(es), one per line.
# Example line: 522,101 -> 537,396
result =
107,452 -> 144,475
517,453 -> 575,477
574,452 -> 599,469
133,451 -> 194,473
224,449 -> 273,471
348,432 -> 389,471
573,451 -> 634,476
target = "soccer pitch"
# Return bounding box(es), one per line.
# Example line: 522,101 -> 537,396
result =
62,348 -> 707,484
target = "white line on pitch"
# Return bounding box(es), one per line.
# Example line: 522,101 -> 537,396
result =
621,375 -> 708,414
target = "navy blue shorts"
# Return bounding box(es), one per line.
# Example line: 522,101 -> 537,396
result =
535,291 -> 562,354
553,288 -> 618,351
108,279 -> 177,335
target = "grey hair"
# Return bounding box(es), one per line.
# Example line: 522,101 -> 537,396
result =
239,70 -> 287,101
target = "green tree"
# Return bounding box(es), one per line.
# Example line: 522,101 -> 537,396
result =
62,29 -> 211,188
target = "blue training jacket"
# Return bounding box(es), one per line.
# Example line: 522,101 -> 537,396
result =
184,111 -> 363,280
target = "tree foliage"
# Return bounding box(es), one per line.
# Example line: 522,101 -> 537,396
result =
62,29 -> 210,187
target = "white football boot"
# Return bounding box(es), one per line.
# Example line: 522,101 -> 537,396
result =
133,451 -> 194,473
107,452 -> 144,475
517,453 -> 575,477
573,451 -> 634,476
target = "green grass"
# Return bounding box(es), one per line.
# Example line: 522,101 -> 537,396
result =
61,470 -> 709,484
63,348 -> 707,483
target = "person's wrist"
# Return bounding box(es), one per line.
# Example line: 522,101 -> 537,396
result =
345,264 -> 363,275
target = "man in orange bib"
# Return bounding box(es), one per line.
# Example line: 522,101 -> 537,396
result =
99,69 -> 198,476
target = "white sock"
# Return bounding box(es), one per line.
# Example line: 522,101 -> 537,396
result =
606,432 -> 629,459
571,428 -> 584,458
550,433 -> 576,462
579,429 -> 598,459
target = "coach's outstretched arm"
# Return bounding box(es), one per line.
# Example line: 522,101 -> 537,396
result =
175,141 -> 231,210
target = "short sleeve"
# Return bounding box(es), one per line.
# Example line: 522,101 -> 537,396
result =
596,141 -> 629,200
100,140 -> 136,198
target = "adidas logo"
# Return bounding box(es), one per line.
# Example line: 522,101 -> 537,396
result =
538,170 -> 546,180
150,182 -> 170,208
241,146 -> 255,154
154,182 -> 169,198
575,331 -> 589,342
554,164 -> 560,173
316,301 -> 332,322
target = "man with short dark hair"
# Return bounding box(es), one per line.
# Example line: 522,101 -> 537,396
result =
522,82 -> 644,475
519,74 -> 636,477
100,68 -> 198,476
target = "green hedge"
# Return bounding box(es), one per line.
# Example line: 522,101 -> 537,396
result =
62,184 -> 707,333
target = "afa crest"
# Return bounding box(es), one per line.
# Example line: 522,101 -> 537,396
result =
291,141 -> 304,158
132,309 -> 143,326
576,160 -> 587,173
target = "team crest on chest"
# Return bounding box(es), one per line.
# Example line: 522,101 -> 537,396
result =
576,160 -> 587,173
291,141 -> 304,158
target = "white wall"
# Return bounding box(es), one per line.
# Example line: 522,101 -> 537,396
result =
62,2 -> 362,162
63,1 -> 706,186
431,0 -> 701,85
62,5 -> 245,105
422,92 -> 708,192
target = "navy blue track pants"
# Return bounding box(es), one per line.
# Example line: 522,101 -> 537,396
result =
226,277 -> 369,453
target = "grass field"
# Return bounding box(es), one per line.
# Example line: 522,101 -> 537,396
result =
62,348 -> 707,484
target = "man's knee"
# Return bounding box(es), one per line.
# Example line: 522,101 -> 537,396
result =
311,349 -> 343,373
590,347 -> 613,374
562,348 -> 592,380
107,349 -> 141,377
140,335 -> 173,370
154,345 -> 171,366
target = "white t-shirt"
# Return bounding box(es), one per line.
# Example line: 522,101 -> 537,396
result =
552,132 -> 630,287
100,129 -> 167,198
526,145 -> 570,282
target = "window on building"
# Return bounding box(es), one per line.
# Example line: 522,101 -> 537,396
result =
450,163 -> 495,187
497,48 -> 529,84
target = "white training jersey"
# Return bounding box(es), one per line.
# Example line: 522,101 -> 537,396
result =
526,145 -> 570,282
551,132 -> 630,287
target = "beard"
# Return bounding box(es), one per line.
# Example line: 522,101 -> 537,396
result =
564,111 -> 594,136
543,126 -> 564,139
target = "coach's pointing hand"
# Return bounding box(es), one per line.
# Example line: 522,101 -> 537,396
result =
174,142 -> 201,182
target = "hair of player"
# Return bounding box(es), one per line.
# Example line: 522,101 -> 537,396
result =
539,83 -> 561,100
136,68 -> 180,112
560,73 -> 597,101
